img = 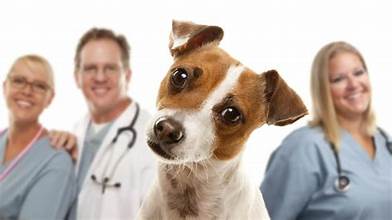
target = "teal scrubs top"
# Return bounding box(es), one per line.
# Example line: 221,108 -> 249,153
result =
67,122 -> 112,220
0,130 -> 77,220
77,122 -> 112,190
261,126 -> 392,220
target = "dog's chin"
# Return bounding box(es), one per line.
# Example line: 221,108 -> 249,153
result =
147,139 -> 210,164
147,139 -> 175,161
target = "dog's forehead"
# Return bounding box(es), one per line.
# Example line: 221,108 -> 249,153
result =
234,70 -> 266,108
158,46 -> 264,111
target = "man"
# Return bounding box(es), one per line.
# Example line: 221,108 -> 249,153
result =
51,28 -> 156,220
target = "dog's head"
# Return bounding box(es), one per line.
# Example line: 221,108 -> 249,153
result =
146,20 -> 307,164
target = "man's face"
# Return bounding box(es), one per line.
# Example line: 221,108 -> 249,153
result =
75,39 -> 130,114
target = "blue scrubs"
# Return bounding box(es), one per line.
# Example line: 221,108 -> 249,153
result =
261,126 -> 392,220
0,131 -> 77,220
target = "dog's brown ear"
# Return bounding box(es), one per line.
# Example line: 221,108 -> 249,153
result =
169,20 -> 224,57
263,70 -> 308,126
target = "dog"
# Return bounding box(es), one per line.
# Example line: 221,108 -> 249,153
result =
137,20 -> 308,220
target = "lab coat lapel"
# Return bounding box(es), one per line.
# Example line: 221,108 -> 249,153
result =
86,102 -> 137,183
74,114 -> 90,176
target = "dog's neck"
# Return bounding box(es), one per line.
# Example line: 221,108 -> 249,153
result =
158,155 -> 247,219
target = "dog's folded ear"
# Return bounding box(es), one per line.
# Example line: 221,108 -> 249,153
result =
169,20 -> 224,57
263,70 -> 308,126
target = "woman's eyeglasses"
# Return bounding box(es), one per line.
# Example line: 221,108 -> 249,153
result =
8,75 -> 51,94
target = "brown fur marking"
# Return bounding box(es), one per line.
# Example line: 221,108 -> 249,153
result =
213,70 -> 268,160
157,46 -> 237,110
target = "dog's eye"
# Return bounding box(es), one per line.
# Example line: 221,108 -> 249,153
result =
170,68 -> 188,90
220,107 -> 242,124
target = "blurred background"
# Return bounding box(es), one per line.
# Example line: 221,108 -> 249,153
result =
1,0 -> 391,186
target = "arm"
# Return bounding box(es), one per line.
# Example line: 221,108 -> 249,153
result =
260,131 -> 321,220
19,153 -> 77,220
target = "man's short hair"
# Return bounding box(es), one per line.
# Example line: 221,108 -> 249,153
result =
74,28 -> 130,70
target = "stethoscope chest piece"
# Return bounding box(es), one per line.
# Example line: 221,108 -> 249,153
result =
330,127 -> 391,193
335,175 -> 350,192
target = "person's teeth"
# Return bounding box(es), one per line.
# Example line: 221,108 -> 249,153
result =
16,100 -> 32,108
348,93 -> 359,99
94,88 -> 109,95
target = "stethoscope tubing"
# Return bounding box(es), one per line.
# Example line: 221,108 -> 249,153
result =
330,127 -> 391,192
90,103 -> 140,192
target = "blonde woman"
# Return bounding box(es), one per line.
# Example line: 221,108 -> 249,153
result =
261,42 -> 392,220
0,55 -> 76,219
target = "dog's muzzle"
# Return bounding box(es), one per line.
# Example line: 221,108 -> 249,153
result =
147,116 -> 185,159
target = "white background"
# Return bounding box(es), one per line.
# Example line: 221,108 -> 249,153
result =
1,0 -> 391,186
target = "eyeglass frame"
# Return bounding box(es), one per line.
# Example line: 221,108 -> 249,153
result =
6,75 -> 52,94
78,63 -> 124,78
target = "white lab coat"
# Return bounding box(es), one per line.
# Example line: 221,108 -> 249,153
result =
74,102 -> 157,220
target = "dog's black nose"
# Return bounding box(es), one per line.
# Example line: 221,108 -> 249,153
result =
154,117 -> 184,144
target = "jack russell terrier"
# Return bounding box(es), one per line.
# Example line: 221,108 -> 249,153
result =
138,20 -> 307,220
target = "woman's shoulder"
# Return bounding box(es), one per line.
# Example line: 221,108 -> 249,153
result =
276,125 -> 326,157
283,125 -> 324,144
34,137 -> 74,171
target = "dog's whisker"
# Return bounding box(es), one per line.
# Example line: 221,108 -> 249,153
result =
195,162 -> 205,181
208,156 -> 220,176
186,163 -> 193,178
200,160 -> 210,183
175,164 -> 183,179
189,162 -> 196,179
169,164 -> 179,180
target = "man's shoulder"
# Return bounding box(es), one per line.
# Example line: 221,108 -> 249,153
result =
73,113 -> 90,131
134,101 -> 153,117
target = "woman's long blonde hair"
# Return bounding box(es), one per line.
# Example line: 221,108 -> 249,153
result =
309,41 -> 376,149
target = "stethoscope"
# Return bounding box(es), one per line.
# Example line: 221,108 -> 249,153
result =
330,127 -> 392,192
90,103 -> 140,194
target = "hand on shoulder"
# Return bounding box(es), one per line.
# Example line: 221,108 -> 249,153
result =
49,130 -> 78,162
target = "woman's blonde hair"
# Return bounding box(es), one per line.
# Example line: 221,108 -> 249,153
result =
7,54 -> 55,90
309,41 -> 376,148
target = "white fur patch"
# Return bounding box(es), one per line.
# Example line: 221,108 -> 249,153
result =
201,64 -> 245,112
171,34 -> 190,49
